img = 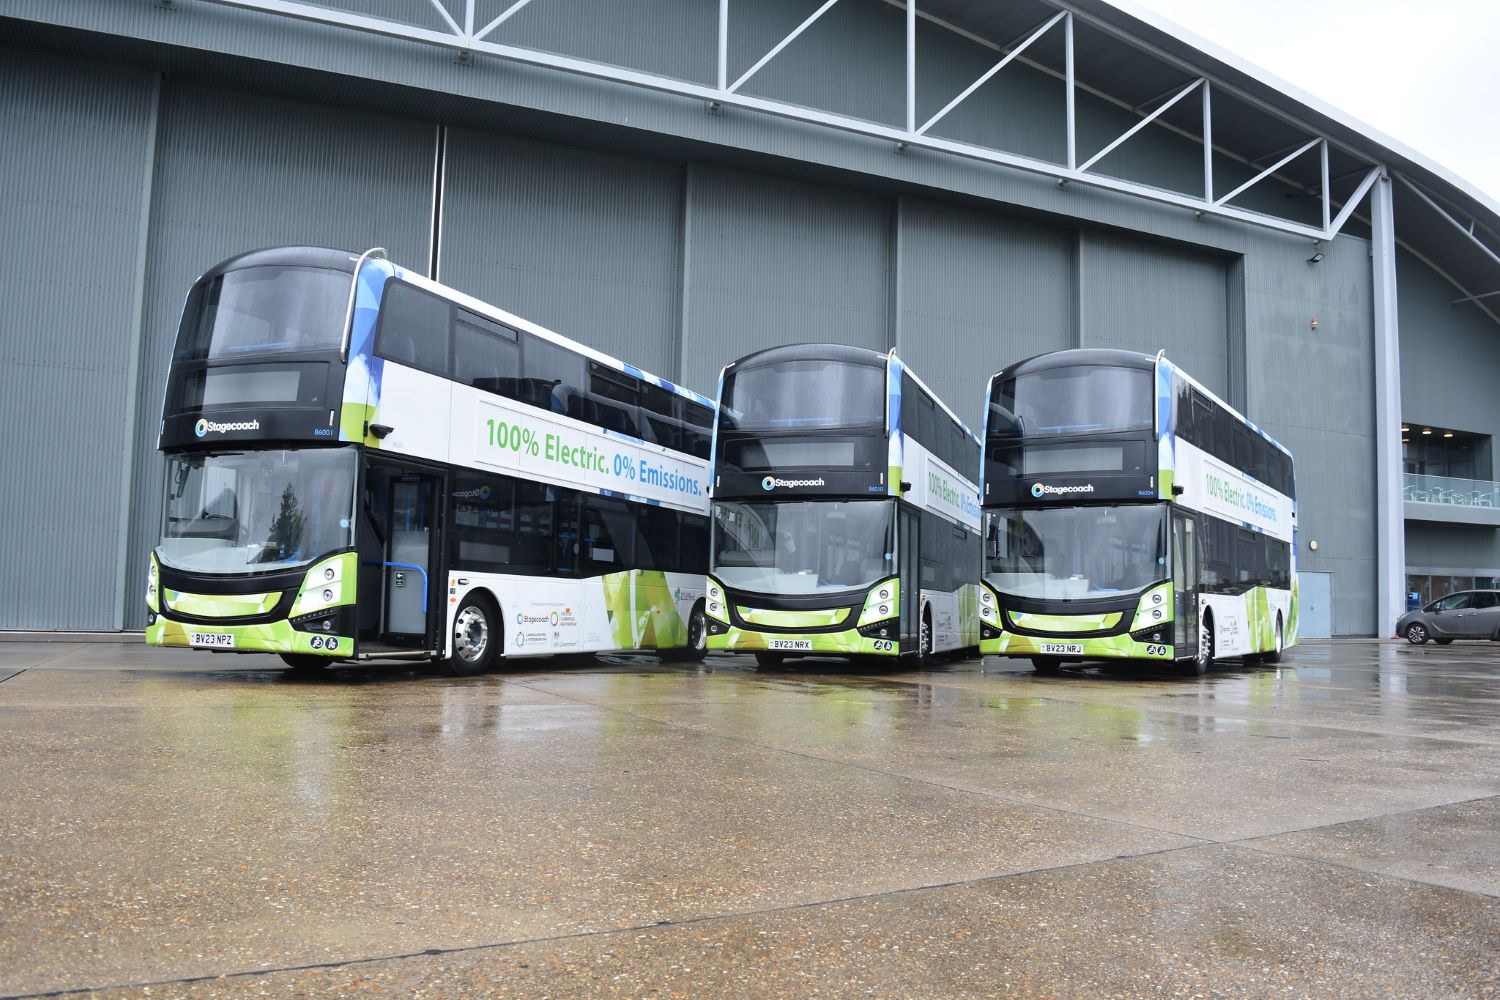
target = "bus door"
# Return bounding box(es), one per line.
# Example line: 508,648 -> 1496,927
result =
360,462 -> 443,651
899,507 -> 920,650
1172,511 -> 1199,655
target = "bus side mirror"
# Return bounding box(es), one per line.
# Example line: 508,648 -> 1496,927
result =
368,423 -> 395,439
1172,484 -> 1185,495
899,481 -> 911,493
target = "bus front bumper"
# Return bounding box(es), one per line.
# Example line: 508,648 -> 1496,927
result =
981,630 -> 1176,661
146,613 -> 354,658
707,625 -> 899,657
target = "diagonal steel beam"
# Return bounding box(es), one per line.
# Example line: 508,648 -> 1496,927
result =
1215,137 -> 1318,207
473,0 -> 541,42
1396,173 -> 1500,271
1326,166 -> 1380,238
1450,288 -> 1500,306
918,11 -> 1065,137
1078,78 -> 1202,174
425,0 -> 461,37
729,0 -> 841,94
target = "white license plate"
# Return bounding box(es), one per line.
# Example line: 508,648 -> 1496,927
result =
1040,642 -> 1083,655
189,632 -> 235,649
768,639 -> 813,651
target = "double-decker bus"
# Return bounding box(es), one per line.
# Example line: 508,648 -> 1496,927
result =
979,348 -> 1296,675
146,246 -> 714,675
705,344 -> 981,666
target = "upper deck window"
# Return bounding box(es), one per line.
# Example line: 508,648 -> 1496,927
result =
174,266 -> 349,362
719,359 -> 885,434
989,364 -> 1153,440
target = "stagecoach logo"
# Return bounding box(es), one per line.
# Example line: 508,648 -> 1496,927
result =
762,476 -> 827,491
515,612 -> 549,625
1031,482 -> 1096,497
194,417 -> 261,438
452,484 -> 493,500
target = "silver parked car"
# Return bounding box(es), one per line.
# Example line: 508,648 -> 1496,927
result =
1396,590 -> 1500,644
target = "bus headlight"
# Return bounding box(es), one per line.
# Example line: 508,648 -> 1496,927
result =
146,556 -> 160,613
705,580 -> 728,622
858,582 -> 899,627
292,555 -> 352,616
1131,584 -> 1174,632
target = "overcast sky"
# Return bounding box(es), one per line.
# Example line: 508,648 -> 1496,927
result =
1104,0 -> 1500,206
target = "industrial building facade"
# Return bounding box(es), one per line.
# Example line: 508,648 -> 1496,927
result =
4,0 -> 1499,637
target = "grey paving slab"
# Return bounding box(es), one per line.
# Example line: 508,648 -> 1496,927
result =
1247,795 -> 1500,898
86,845 -> 1500,999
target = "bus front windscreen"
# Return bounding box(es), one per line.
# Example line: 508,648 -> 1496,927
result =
174,265 -> 350,362
986,504 -> 1167,600
158,447 -> 357,574
712,499 -> 894,596
718,359 -> 885,433
988,364 -> 1153,439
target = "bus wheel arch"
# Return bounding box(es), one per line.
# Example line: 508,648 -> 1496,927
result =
665,599 -> 708,662
448,590 -> 501,676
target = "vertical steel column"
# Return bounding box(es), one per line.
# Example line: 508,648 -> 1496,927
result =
905,1 -> 916,135
717,0 -> 728,92
1320,140 -> 1331,235
1201,80 -> 1212,201
1064,13 -> 1076,170
1371,169 -> 1405,638
115,71 -> 163,630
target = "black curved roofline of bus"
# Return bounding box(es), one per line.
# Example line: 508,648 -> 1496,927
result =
999,348 -> 1157,378
195,245 -> 360,283
726,342 -> 889,371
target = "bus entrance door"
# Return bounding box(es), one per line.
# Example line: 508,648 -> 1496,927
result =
1172,511 -> 1199,656
360,463 -> 442,654
899,508 -> 919,652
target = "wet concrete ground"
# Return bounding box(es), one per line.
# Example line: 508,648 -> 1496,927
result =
1,639 -> 1497,997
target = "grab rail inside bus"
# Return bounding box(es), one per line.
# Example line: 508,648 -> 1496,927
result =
364,560 -> 427,613
340,246 -> 388,363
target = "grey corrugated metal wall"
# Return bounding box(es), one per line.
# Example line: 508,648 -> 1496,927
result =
440,130 -> 683,379
0,48 -> 156,630
679,166 -> 891,393
895,198 -> 1073,431
120,84 -> 434,629
3,0 -> 1478,635
1078,230 -> 1231,398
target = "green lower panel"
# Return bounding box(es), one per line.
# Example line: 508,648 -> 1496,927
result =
708,624 -> 897,656
146,617 -> 353,658
981,631 -> 1174,661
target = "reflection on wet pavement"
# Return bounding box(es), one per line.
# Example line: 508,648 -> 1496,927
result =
0,639 -> 1496,996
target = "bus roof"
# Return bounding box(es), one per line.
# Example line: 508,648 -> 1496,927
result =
201,245 -> 716,412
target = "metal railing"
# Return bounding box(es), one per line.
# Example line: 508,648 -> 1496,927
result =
1404,472 -> 1500,508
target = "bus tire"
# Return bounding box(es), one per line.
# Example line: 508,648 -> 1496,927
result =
1261,614 -> 1285,664
754,651 -> 785,669
279,653 -> 327,675
919,606 -> 934,664
664,601 -> 708,662
1030,657 -> 1063,675
1184,612 -> 1213,676
446,593 -> 499,677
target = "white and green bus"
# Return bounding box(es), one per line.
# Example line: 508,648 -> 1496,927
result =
706,344 -> 981,666
146,245 -> 714,674
980,348 -> 1297,675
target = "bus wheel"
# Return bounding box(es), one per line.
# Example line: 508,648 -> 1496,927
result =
754,651 -> 785,669
919,608 -> 934,663
447,594 -> 498,676
1184,614 -> 1213,676
1030,657 -> 1062,675
1262,615 -> 1285,664
686,601 -> 707,660
279,653 -> 327,675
